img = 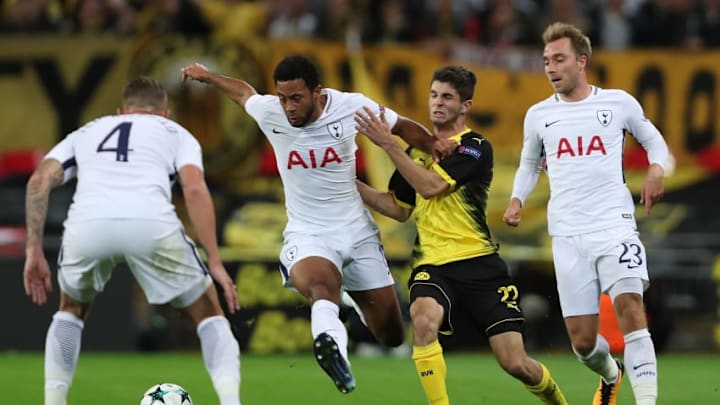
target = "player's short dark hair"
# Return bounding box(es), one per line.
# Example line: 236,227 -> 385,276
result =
431,66 -> 476,101
542,22 -> 592,61
273,55 -> 321,90
121,77 -> 167,110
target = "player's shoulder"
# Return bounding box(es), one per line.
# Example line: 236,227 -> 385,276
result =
459,129 -> 490,147
70,115 -> 117,136
526,94 -> 560,115
595,87 -> 634,101
324,88 -> 376,109
245,93 -> 280,112
458,129 -> 491,158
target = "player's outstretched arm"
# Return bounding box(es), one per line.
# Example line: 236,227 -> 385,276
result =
392,116 -> 456,161
24,159 -> 64,305
356,107 -> 449,198
178,164 -> 240,313
356,180 -> 411,222
181,62 -> 258,108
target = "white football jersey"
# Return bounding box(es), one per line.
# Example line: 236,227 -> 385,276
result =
245,88 -> 398,237
512,86 -> 669,236
46,114 -> 203,225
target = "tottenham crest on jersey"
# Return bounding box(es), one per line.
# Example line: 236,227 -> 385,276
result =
327,122 -> 343,139
597,110 -> 613,127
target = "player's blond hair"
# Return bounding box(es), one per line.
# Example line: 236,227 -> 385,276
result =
542,22 -> 592,61
121,77 -> 168,111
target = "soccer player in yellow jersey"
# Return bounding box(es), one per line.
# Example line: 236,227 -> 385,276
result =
355,66 -> 568,405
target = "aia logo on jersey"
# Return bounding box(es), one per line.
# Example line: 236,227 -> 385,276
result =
287,147 -> 342,169
327,121 -> 342,139
597,110 -> 613,127
556,135 -> 607,158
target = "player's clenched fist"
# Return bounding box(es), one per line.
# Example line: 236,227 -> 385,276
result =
503,198 -> 522,227
182,62 -> 211,83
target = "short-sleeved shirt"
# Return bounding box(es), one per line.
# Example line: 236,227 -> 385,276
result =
46,114 -> 202,226
245,88 -> 398,240
519,86 -> 668,236
390,129 -> 498,268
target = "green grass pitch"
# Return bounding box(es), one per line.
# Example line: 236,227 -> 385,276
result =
1,351 -> 718,404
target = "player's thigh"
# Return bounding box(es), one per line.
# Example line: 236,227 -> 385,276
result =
552,235 -> 600,317
409,266 -> 455,334
126,225 -> 212,308
588,227 -> 650,293
453,255 -> 524,337
342,235 -> 394,291
58,223 -> 122,303
278,234 -> 343,293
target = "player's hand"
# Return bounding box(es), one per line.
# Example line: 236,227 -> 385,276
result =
502,198 -> 523,227
431,138 -> 458,162
181,62 -> 211,83
207,259 -> 240,314
23,247 -> 53,306
640,163 -> 664,215
355,106 -> 394,148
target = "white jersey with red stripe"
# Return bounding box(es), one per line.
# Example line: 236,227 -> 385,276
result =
511,86 -> 669,236
245,88 -> 398,238
45,113 -> 202,226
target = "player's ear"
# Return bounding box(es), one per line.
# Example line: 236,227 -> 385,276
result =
312,84 -> 322,97
461,99 -> 472,114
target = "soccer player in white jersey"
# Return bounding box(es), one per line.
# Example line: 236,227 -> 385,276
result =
503,23 -> 667,405
181,55 -> 441,394
23,77 -> 242,405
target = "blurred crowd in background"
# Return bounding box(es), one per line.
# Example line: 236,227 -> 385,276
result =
2,0 -> 720,52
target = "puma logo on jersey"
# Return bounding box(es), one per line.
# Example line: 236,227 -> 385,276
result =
287,147 -> 342,169
556,135 -> 606,158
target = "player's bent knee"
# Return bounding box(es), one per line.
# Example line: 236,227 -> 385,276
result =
59,292 -> 91,320
571,337 -> 598,356
498,357 -> 529,380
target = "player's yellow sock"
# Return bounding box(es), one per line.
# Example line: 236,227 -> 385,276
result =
412,340 -> 448,405
525,363 -> 568,405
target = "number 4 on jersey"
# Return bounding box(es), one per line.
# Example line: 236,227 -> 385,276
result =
97,122 -> 132,161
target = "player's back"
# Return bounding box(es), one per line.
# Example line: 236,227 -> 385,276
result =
50,114 -> 200,225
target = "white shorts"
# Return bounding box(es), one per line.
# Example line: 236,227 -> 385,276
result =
278,232 -> 394,292
552,226 -> 649,317
58,219 -> 212,308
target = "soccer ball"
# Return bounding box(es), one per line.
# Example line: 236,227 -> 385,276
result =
140,383 -> 193,405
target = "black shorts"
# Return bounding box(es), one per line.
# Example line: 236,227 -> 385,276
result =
408,254 -> 524,337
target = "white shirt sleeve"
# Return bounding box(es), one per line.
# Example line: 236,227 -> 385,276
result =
244,94 -> 275,122
356,94 -> 399,128
510,109 -> 544,205
623,92 -> 670,170
45,132 -> 78,183
175,128 -> 204,171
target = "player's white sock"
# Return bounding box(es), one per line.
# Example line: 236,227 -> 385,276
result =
44,311 -> 84,405
197,316 -> 241,405
574,334 -> 619,383
311,299 -> 349,361
624,329 -> 658,404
